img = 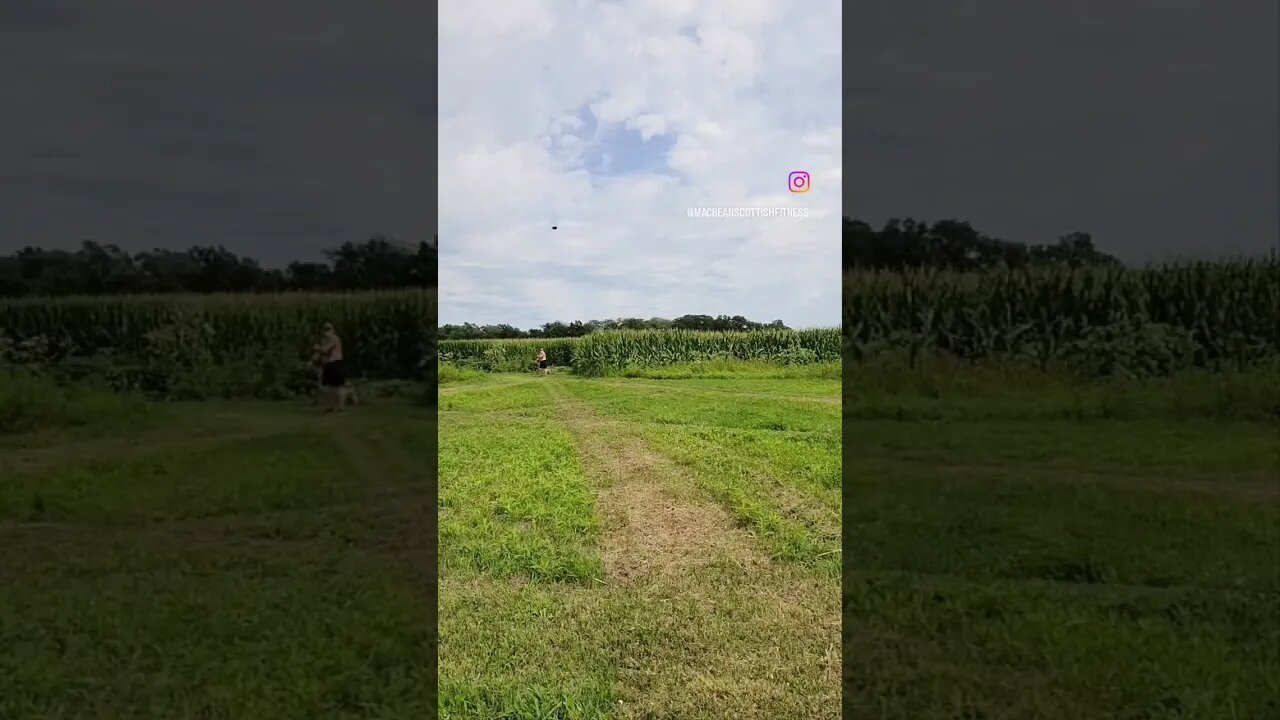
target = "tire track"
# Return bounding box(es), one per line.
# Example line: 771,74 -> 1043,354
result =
543,379 -> 840,719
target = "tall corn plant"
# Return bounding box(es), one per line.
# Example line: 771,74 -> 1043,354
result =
439,338 -> 577,370
842,259 -> 1280,371
0,289 -> 437,380
573,328 -> 840,374
439,329 -> 841,374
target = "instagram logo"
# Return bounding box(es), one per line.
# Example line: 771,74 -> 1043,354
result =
788,171 -> 810,193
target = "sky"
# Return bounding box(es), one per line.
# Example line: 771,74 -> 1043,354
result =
0,0 -> 433,266
3,1 -> 1274,318
845,0 -> 1279,265
438,0 -> 842,330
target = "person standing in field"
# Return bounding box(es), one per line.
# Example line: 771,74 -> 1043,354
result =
536,348 -> 549,375
315,322 -> 348,412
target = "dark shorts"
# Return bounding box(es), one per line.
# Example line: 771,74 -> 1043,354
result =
321,360 -> 346,387
538,360 -> 548,369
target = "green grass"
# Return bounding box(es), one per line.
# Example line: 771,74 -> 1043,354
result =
0,368 -> 149,436
612,358 -> 842,380
627,423 -> 840,576
843,354 -> 1280,422
438,371 -> 842,718
438,379 -> 557,416
439,414 -> 602,582
562,379 -> 841,434
1,433 -> 367,523
439,579 -> 619,719
845,573 -> 1277,718
603,375 -> 842,396
842,364 -> 1280,718
438,362 -> 488,385
560,378 -> 841,576
0,396 -> 437,719
438,379 -> 618,718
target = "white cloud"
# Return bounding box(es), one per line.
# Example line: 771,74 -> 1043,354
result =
627,113 -> 668,140
439,0 -> 841,329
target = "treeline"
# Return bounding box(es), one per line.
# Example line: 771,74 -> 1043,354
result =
438,315 -> 789,340
0,217 -> 1125,298
844,217 -> 1120,270
0,235 -> 437,297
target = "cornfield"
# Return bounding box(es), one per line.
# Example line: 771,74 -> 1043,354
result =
440,329 -> 842,374
438,337 -> 578,370
843,260 -> 1280,372
0,290 -> 437,379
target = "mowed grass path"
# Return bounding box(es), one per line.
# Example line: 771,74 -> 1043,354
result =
438,372 -> 842,719
0,399 -> 436,719
843,383 -> 1280,718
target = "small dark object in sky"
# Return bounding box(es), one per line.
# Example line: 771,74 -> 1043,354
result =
551,225 -> 558,230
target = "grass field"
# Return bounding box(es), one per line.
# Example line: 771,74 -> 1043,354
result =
841,366 -> 1280,719
0,395 -> 437,719
439,357 -> 1278,718
437,368 -> 842,719
4,267 -> 1274,719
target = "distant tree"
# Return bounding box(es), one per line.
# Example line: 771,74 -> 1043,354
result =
438,323 -> 485,340
285,262 -> 334,291
1036,231 -> 1118,268
0,232 -> 435,297
438,314 -> 790,339
540,321 -> 569,337
411,239 -> 437,287
672,314 -> 714,331
325,235 -> 421,290
843,217 -> 1119,270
